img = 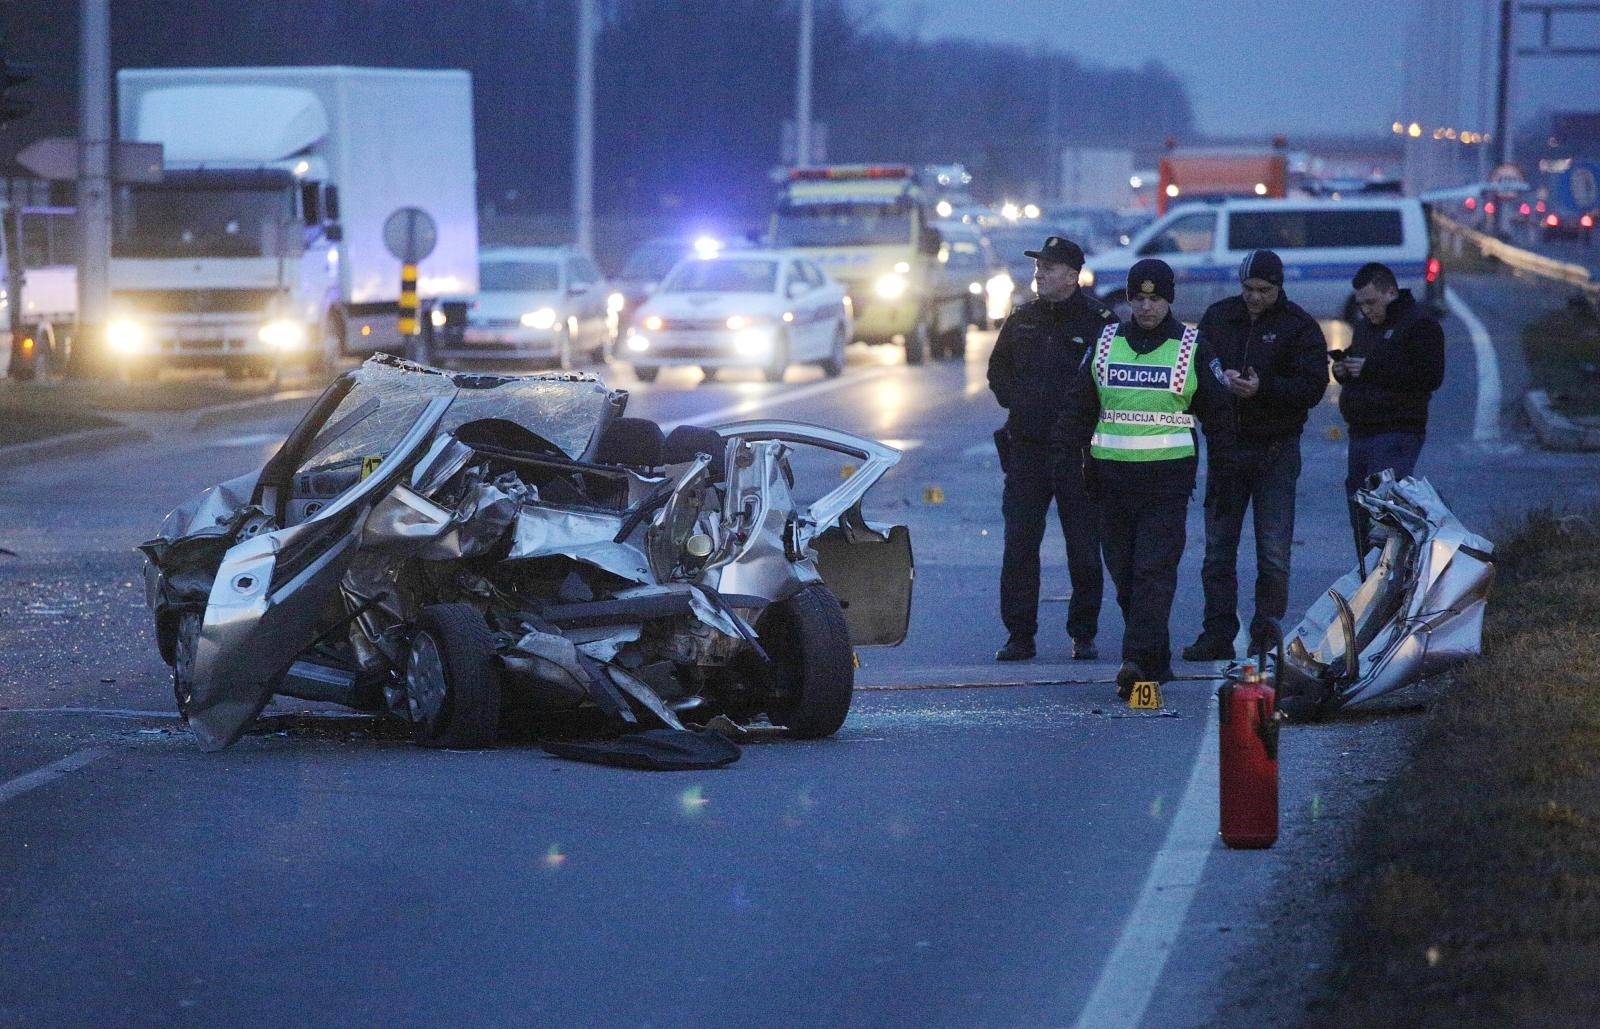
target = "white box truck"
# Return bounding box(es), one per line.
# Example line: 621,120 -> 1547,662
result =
110,66 -> 479,376
2,203 -> 77,379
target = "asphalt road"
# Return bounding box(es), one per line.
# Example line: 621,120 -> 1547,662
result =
2,275 -> 1599,1027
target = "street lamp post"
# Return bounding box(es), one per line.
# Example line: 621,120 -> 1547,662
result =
795,0 -> 813,167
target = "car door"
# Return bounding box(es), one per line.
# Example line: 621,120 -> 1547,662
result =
570,256 -> 607,351
183,388 -> 454,749
804,259 -> 847,344
1132,208 -> 1223,321
784,260 -> 825,359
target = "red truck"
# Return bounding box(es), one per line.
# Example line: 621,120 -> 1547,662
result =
1157,141 -> 1289,214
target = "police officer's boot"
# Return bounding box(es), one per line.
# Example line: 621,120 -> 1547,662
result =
996,635 -> 1036,662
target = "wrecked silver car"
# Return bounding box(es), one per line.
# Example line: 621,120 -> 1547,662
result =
140,355 -> 913,752
1275,473 -> 1494,720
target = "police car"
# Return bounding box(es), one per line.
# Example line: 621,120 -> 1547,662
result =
1083,198 -> 1442,323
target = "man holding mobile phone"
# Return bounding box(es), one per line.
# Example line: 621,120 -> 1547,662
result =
1183,250 -> 1330,662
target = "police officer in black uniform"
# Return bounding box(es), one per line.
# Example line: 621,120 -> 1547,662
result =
987,235 -> 1115,662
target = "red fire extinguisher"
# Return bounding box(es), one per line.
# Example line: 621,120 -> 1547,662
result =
1218,647 -> 1280,849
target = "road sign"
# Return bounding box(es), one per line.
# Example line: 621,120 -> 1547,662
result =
1565,162 -> 1599,210
383,206 -> 437,264
1489,162 -> 1529,199
15,137 -> 163,183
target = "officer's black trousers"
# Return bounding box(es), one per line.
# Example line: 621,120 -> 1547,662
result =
999,439 -> 1103,642
1098,481 -> 1189,677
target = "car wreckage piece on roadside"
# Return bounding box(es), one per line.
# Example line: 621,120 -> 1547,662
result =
139,354 -> 914,752
1274,473 -> 1494,721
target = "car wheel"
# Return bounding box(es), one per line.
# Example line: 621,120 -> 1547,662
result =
555,328 -> 575,371
171,608 -> 204,721
633,365 -> 659,383
1104,289 -> 1132,325
764,331 -> 790,383
760,584 -> 854,739
404,603 -> 502,748
820,326 -> 846,378
905,318 -> 932,366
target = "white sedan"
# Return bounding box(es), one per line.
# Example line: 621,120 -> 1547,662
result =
620,249 -> 852,382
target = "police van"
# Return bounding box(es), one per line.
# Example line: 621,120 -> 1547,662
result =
1083,197 -> 1442,324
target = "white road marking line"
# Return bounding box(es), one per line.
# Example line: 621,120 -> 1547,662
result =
1071,700 -> 1220,1029
657,366 -> 895,432
1445,286 -> 1502,444
0,748 -> 106,807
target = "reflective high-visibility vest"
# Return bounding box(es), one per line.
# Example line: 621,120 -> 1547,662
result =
1089,323 -> 1200,462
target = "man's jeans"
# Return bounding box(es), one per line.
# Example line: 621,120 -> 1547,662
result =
1345,431 -> 1425,551
1200,436 -> 1302,645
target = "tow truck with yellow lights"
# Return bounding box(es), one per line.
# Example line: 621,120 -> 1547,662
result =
768,165 -> 970,364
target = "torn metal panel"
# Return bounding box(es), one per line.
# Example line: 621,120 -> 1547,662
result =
1278,474 -> 1495,719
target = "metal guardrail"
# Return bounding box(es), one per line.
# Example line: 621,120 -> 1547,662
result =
1431,210 -> 1600,298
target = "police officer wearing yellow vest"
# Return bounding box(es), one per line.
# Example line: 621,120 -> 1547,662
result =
1053,258 -> 1236,697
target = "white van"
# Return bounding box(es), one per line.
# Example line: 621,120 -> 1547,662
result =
1083,198 -> 1442,323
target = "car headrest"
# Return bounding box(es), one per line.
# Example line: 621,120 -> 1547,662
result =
595,417 -> 664,469
662,424 -> 726,479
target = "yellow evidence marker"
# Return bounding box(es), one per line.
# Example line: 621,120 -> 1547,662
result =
1127,680 -> 1163,709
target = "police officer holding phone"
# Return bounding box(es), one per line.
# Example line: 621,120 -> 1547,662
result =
1183,249 -> 1329,662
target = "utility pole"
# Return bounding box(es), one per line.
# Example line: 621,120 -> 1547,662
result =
71,0 -> 110,378
795,0 -> 813,166
1495,0 -> 1515,169
572,0 -> 596,256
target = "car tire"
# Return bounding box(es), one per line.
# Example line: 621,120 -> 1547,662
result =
761,584 -> 854,739
764,331 -> 790,383
404,603 -> 502,749
171,608 -> 204,721
555,328 -> 575,371
905,318 -> 932,366
634,365 -> 659,383
1103,289 -> 1132,325
941,319 -> 967,361
820,326 -> 847,378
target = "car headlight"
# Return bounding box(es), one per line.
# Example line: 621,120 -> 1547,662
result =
107,318 -> 148,355
258,319 -> 307,350
643,315 -> 664,332
875,273 -> 909,300
986,273 -> 1014,297
430,308 -> 448,328
733,327 -> 774,356
521,307 -> 558,330
1079,267 -> 1096,289
607,291 -> 626,314
625,332 -> 650,353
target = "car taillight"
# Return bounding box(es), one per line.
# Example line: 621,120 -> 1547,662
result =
1546,214 -> 1560,227
1537,201 -> 1547,213
1584,214 -> 1596,228
1485,201 -> 1497,215
1519,202 -> 1532,216
1426,257 -> 1441,284
1464,196 -> 1477,210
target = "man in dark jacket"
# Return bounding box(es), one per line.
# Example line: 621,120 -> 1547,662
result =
1333,261 -> 1446,549
1054,258 -> 1236,697
1183,250 -> 1329,662
987,235 -> 1116,662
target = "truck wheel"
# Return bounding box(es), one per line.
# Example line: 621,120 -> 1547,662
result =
941,319 -> 967,361
404,603 -> 502,748
905,319 -> 932,366
633,365 -> 659,383
1103,289 -> 1132,325
761,584 -> 854,739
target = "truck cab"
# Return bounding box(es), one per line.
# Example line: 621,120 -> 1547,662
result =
768,165 -> 969,364
1,202 -> 77,380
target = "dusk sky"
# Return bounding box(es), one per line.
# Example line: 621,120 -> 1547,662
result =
869,0 -> 1600,142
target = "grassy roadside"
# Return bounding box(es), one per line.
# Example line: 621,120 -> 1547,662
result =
1522,302 -> 1600,419
1310,509 -> 1600,1026
0,373 -> 324,448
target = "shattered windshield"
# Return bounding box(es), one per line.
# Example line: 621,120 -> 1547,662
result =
297,360 -> 613,474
